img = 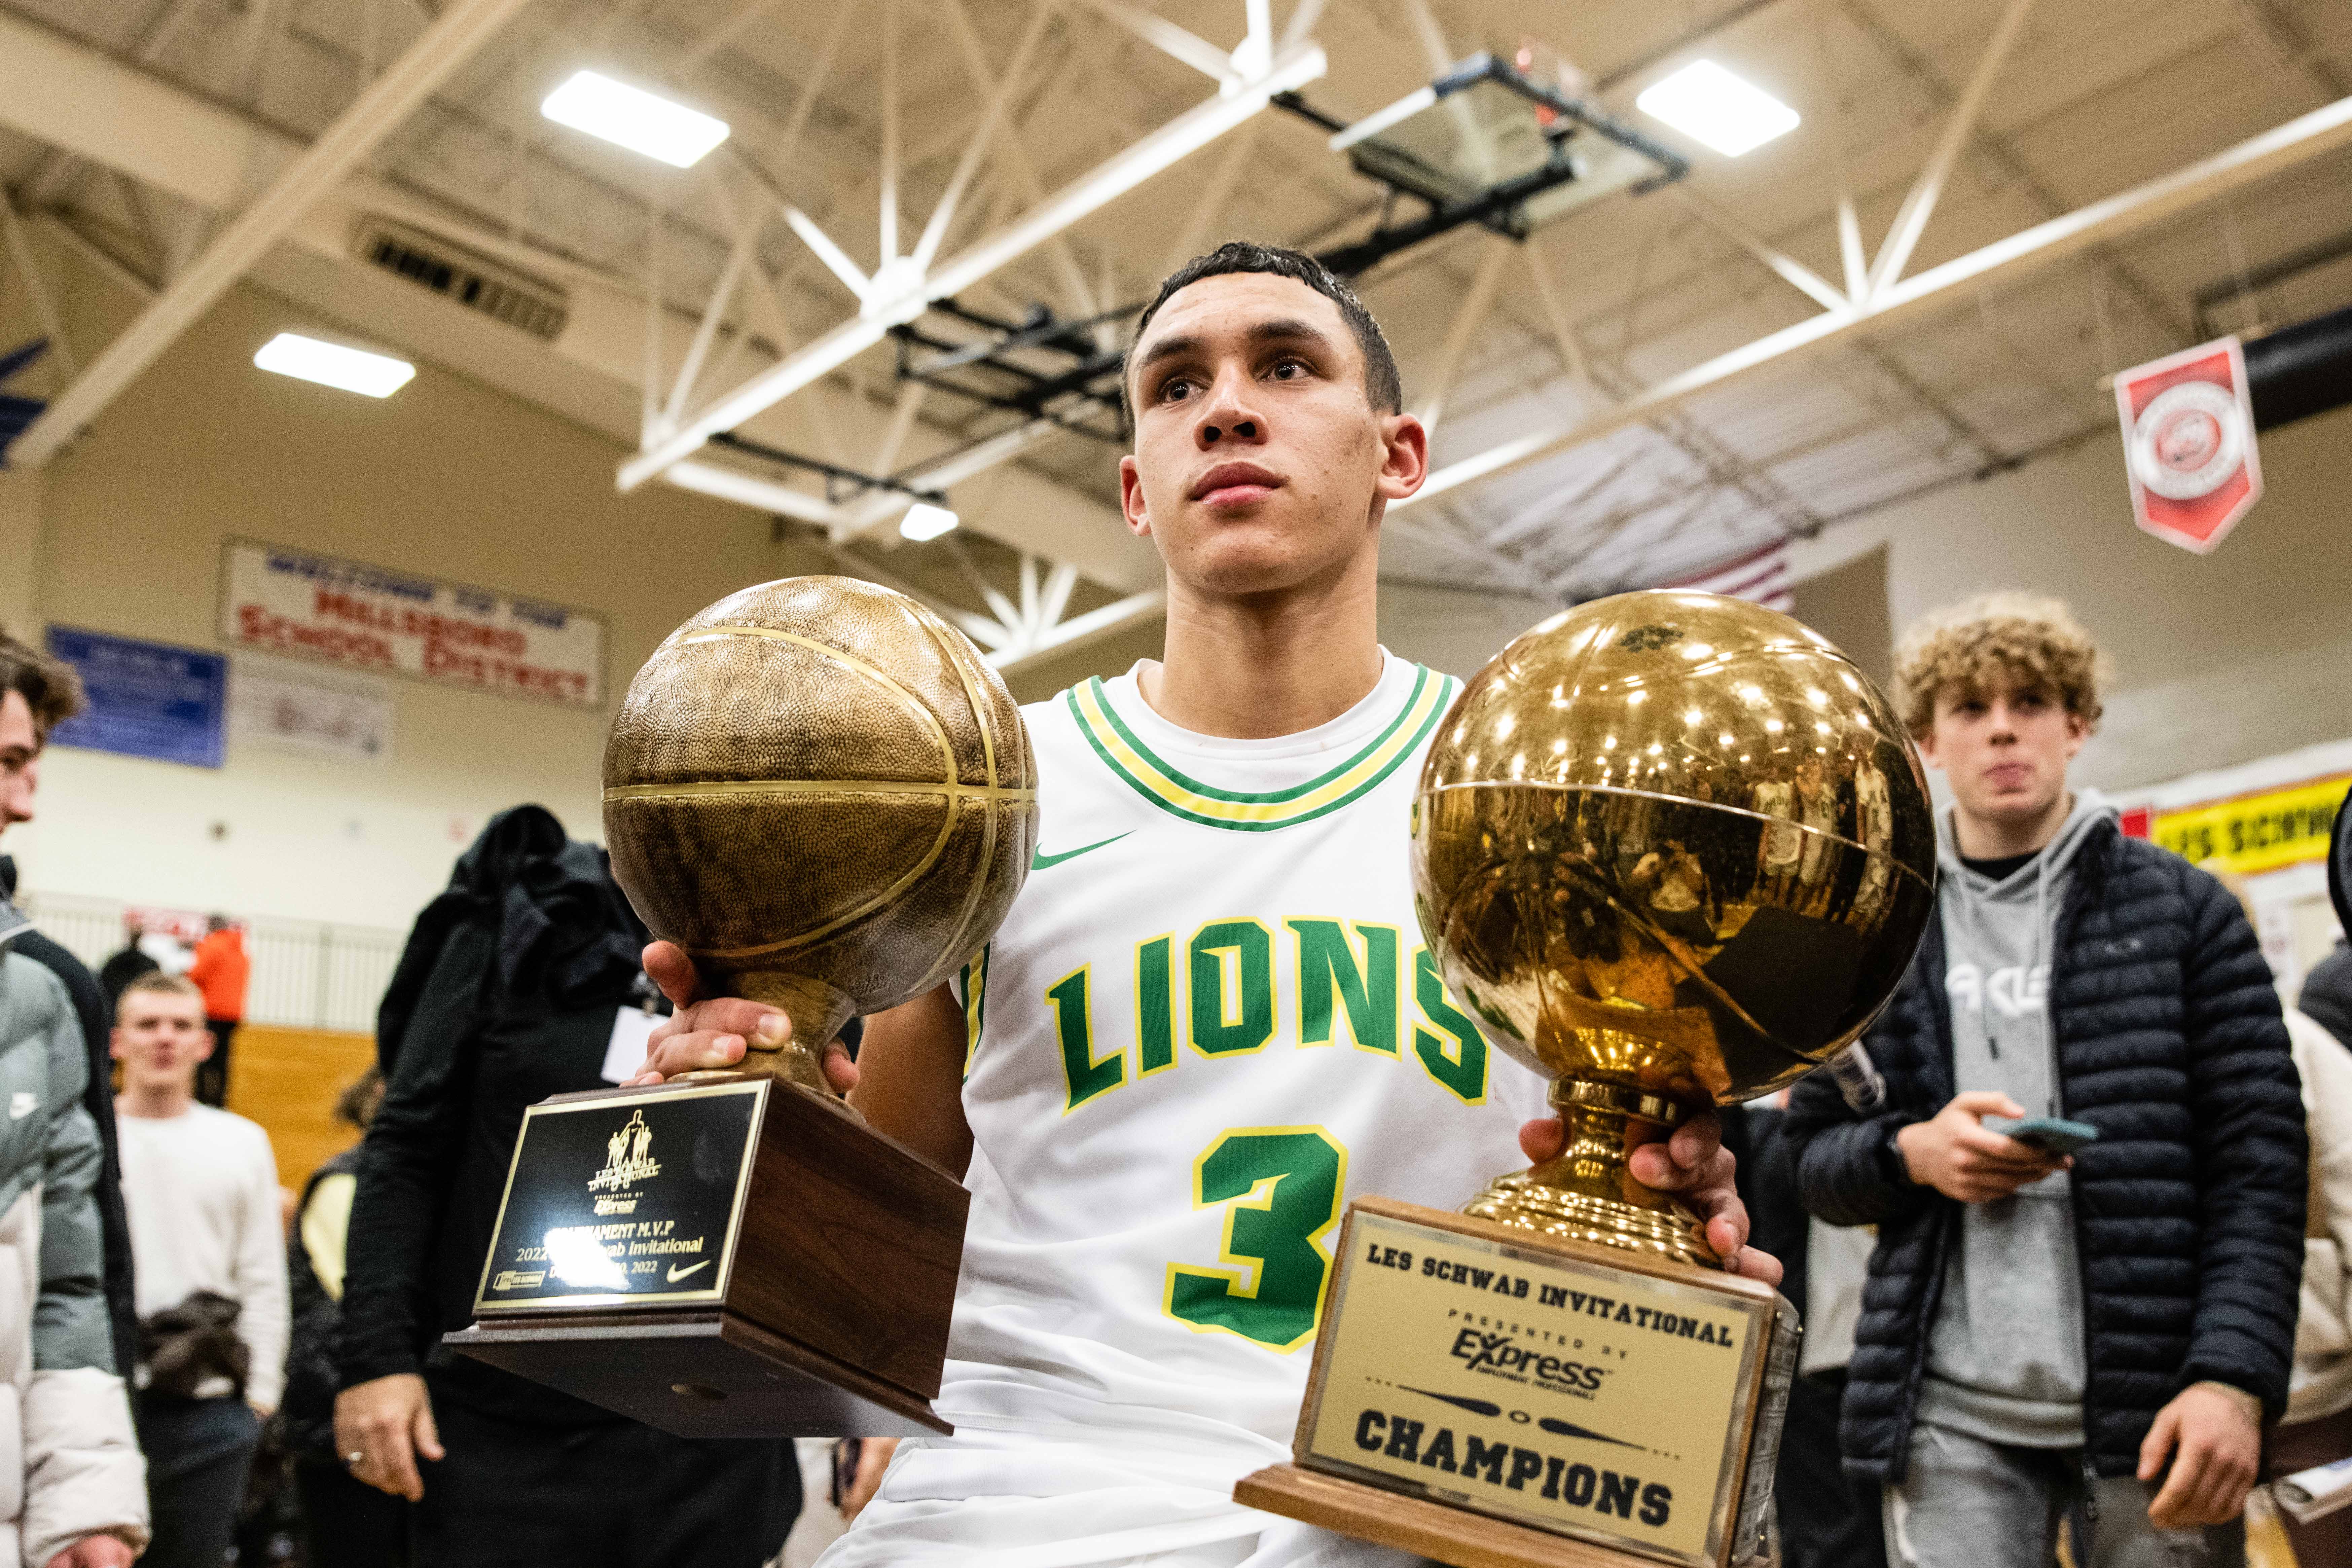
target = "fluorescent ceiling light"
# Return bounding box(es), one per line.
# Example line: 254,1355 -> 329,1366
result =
541,70 -> 730,168
899,503 -> 959,542
253,332 -> 415,398
1636,61 -> 1800,157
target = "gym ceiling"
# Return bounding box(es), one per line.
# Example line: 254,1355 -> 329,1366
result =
2,0 -> 2347,673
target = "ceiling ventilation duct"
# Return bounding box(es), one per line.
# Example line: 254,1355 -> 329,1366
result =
2247,304 -> 2352,432
351,219 -> 569,342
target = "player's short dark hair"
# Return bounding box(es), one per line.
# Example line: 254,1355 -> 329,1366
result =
0,628 -> 84,743
1123,242 -> 1402,426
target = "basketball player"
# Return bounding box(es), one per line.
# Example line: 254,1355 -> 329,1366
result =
632,243 -> 1776,1565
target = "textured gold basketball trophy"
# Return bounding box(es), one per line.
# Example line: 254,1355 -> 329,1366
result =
1236,592 -> 1935,1567
447,577 -> 1034,1437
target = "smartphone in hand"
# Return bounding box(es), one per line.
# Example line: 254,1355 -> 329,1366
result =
2000,1116 -> 2101,1157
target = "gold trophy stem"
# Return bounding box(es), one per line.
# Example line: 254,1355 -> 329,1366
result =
684,967 -> 857,1099
1462,1080 -> 1718,1269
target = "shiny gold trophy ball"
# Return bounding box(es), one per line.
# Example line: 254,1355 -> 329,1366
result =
602,575 -> 1037,1087
1240,592 -> 1934,1568
447,577 -> 1032,1440
1413,590 -> 1934,1264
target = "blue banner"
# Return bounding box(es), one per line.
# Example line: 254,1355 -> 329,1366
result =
45,627 -> 227,769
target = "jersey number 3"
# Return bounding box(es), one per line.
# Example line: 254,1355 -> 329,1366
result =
1164,1128 -> 1348,1353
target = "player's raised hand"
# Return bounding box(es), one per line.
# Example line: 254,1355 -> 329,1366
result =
628,941 -> 859,1094
1517,1110 -> 1781,1286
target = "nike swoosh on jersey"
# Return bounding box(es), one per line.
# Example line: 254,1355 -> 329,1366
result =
1030,832 -> 1132,870
666,1260 -> 714,1283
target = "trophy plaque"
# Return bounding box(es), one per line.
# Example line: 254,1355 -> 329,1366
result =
447,577 -> 1036,1438
1238,592 -> 1936,1567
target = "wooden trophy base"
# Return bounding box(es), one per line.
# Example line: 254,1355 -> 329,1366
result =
448,1073 -> 968,1439
445,1308 -> 949,1438
1239,1198 -> 1796,1568
1239,1464 -> 1649,1568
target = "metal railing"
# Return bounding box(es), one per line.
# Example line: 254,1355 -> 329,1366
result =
18,891 -> 403,1036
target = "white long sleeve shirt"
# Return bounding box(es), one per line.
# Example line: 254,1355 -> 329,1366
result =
115,1105 -> 290,1410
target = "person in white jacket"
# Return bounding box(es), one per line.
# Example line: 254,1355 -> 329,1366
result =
0,646 -> 149,1567
2272,1004 -> 2352,1562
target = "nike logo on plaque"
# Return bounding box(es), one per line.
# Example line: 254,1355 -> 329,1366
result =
1032,831 -> 1132,871
666,1260 -> 714,1284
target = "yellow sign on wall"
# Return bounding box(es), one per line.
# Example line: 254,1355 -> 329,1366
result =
2150,775 -> 2350,876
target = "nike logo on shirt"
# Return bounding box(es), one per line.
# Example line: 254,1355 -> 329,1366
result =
1032,832 -> 1132,871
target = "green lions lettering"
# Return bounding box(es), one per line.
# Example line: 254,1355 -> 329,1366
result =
1047,928 -> 1488,1113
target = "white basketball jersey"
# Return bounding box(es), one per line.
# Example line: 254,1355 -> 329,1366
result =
939,651 -> 1550,1451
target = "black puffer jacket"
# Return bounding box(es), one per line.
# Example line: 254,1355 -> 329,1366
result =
1786,819 -> 2305,1486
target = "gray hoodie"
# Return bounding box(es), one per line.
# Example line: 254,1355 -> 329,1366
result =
1913,789 -> 2116,1449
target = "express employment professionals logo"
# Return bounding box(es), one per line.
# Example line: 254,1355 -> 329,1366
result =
1450,1326 -> 1608,1393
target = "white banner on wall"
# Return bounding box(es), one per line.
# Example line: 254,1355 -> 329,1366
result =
230,660 -> 395,764
218,538 -> 606,708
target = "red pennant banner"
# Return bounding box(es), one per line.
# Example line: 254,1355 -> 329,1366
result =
2113,336 -> 2261,554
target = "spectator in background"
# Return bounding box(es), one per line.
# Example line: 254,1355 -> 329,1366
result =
285,1066 -> 403,1568
1725,1092 -> 1886,1568
0,632 -> 148,1568
1787,593 -> 2305,1567
0,855 -> 140,1384
112,972 -> 290,1568
334,806 -> 800,1567
2305,941 -> 2352,1055
2273,998 -> 2352,1561
96,916 -> 158,1017
186,915 -> 249,1108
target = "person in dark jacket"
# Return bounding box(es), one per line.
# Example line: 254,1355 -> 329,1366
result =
2304,942 -> 2352,1053
1786,593 -> 2304,1568
95,918 -> 159,1018
285,1067 -> 402,1568
332,807 -> 800,1567
1725,1099 -> 1888,1568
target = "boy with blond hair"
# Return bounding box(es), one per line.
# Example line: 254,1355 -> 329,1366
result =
1786,593 -> 2304,1568
112,970 -> 288,1568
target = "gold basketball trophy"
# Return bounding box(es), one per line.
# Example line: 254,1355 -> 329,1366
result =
1237,592 -> 1935,1567
447,577 -> 1034,1437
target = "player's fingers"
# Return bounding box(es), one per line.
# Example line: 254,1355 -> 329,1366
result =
1518,1117 -> 1567,1163
643,941 -> 702,1009
629,1028 -> 749,1086
822,1039 -> 860,1097
1699,1200 -> 1781,1285
1666,1112 -> 1724,1172
1627,1132 -> 1734,1195
668,998 -> 789,1049
1712,1213 -> 1778,1288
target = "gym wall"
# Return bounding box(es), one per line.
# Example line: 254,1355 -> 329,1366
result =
4,270 -> 776,931
1789,398 -> 2352,791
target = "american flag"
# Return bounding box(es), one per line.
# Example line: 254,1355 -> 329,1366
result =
1660,540 -> 1794,614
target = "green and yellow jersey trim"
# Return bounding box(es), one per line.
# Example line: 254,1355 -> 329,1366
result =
1067,664 -> 1458,832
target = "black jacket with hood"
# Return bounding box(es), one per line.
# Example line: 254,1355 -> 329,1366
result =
1785,815 -> 2306,1486
335,807 -> 653,1421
